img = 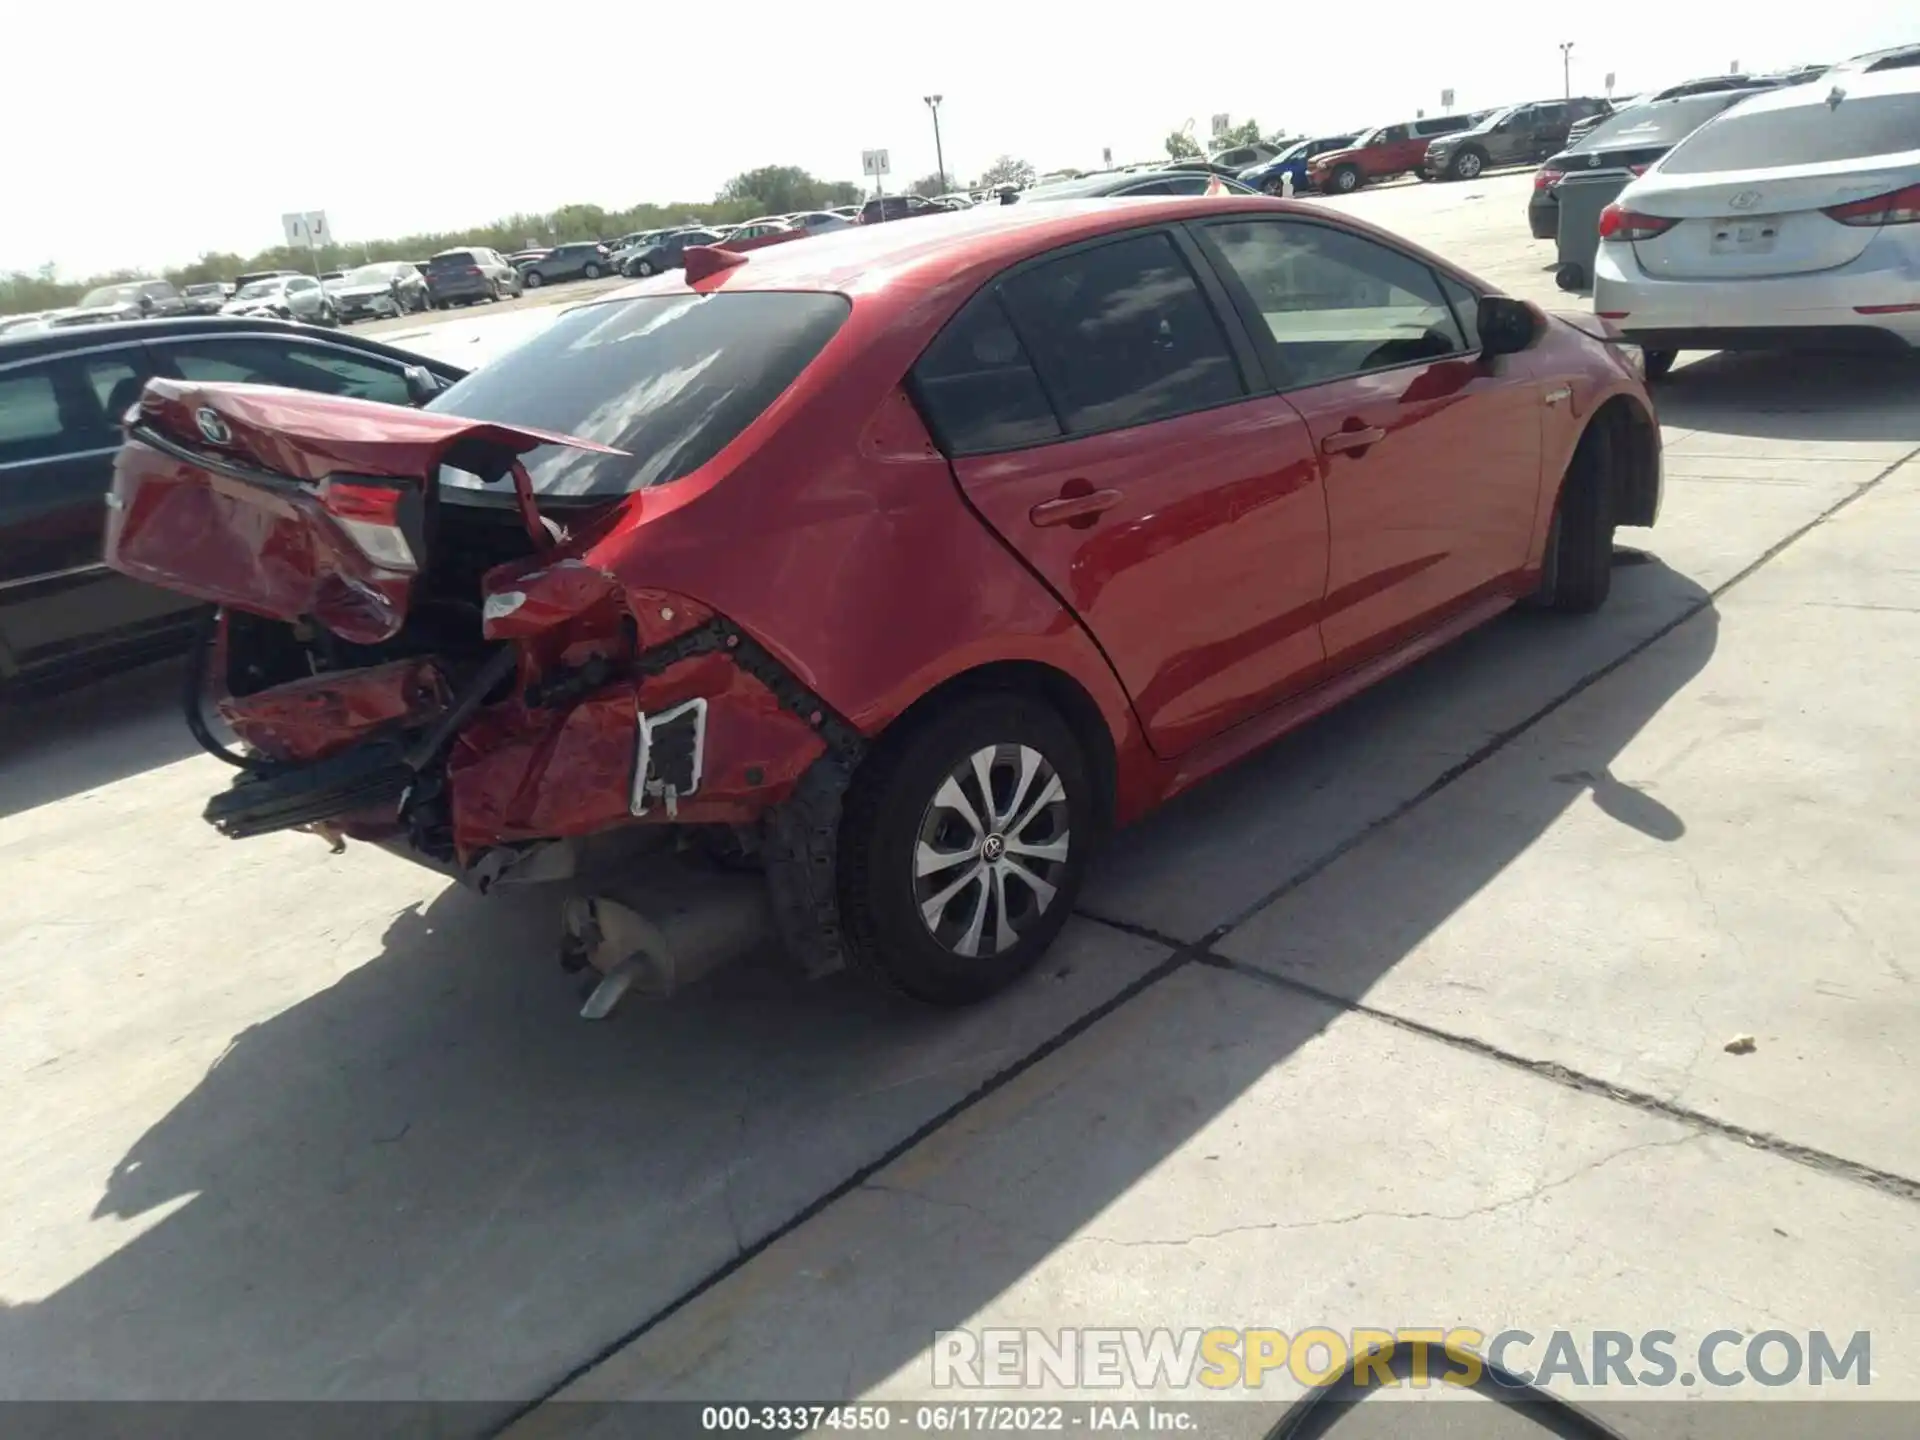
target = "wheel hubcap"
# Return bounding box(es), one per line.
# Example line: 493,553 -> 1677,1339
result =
913,743 -> 1071,959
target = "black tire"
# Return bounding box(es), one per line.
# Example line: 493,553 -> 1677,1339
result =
524,270 -> 544,288
635,258 -> 656,277
1448,148 -> 1486,181
1329,164 -> 1362,195
838,692 -> 1093,1006
584,262 -> 601,279
1643,348 -> 1678,381
1554,261 -> 1588,292
1536,422 -> 1617,613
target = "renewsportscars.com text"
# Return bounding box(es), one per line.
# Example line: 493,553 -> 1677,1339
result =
931,1327 -> 1872,1391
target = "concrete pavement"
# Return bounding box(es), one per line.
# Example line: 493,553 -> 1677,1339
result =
3,176 -> 1917,1425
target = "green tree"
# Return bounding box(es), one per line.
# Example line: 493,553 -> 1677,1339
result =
908,172 -> 949,198
977,154 -> 1036,188
717,165 -> 853,214
1164,129 -> 1202,160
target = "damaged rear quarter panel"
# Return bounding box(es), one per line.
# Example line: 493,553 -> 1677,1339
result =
445,652 -> 824,859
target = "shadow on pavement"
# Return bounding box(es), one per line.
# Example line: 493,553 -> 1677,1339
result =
0,658 -> 201,820
1657,351 -> 1920,443
0,559 -> 1717,1414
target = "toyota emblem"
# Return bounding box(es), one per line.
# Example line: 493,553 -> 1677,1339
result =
1588,154 -> 1602,167
195,407 -> 232,445
1727,190 -> 1762,211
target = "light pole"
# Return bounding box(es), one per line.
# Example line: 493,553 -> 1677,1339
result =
1559,41 -> 1575,99
923,95 -> 947,194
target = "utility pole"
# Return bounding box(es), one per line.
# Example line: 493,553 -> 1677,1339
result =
923,95 -> 947,194
1559,41 -> 1575,99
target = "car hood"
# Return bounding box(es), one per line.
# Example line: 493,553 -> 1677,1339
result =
1308,148 -> 1357,167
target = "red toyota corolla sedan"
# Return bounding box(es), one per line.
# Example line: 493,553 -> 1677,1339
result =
105,197 -> 1661,1005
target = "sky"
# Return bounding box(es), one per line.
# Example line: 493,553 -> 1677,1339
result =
6,2 -> 1913,279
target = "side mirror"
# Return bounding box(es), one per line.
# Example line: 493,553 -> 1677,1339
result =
139,294 -> 155,313
402,364 -> 443,406
1477,296 -> 1542,358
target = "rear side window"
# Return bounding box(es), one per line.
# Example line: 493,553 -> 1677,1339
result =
1572,95 -> 1747,153
0,368 -> 65,465
912,292 -> 1061,454
1662,93 -> 1920,172
159,338 -> 410,405
428,291 -> 850,497
998,232 -> 1243,434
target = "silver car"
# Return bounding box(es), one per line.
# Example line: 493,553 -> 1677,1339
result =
1593,67 -> 1920,374
221,274 -> 338,325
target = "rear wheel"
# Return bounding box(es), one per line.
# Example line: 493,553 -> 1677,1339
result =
1536,422 -> 1617,613
838,693 -> 1092,1006
584,262 -> 601,279
1329,164 -> 1362,195
1643,348 -> 1678,381
1554,261 -> 1588,292
524,270 -> 544,288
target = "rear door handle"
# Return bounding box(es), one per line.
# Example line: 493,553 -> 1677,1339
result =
1321,425 -> 1386,455
1030,488 -> 1123,528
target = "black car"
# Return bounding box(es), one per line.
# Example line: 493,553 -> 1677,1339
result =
0,317 -> 464,691
619,229 -> 723,277
422,248 -> 522,306
1424,97 -> 1613,181
1015,171 -> 1262,201
858,194 -> 945,223
520,242 -> 615,288
1526,88 -> 1772,239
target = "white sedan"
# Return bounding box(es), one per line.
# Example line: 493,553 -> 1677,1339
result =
1593,67 -> 1920,376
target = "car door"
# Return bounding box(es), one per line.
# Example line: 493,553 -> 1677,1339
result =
0,342 -> 203,675
1190,215 -> 1544,670
1527,103 -> 1567,159
917,228 -> 1330,758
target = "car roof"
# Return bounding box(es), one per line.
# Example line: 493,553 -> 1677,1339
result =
0,314 -> 468,373
599,196 -> 1452,308
1699,62 -> 1920,115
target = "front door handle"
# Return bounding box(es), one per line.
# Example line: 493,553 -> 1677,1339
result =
1030,488 -> 1122,528
1321,425 -> 1386,456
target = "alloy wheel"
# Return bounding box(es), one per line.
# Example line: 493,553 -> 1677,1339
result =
912,743 -> 1071,959
1458,151 -> 1483,179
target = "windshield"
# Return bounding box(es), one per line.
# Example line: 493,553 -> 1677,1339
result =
345,264 -> 400,284
428,252 -> 475,269
1661,91 -> 1920,173
428,291 -> 851,498
1475,106 -> 1519,132
78,284 -> 139,307
1571,94 -> 1754,153
235,280 -> 282,299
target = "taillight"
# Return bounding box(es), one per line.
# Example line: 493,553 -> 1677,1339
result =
1535,167 -> 1564,192
1628,163 -> 1649,176
1822,182 -> 1920,227
321,479 -> 419,573
465,265 -> 482,276
1597,205 -> 1678,242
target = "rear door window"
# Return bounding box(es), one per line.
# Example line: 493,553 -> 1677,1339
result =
427,291 -> 851,496
155,338 -> 412,404
1662,92 -> 1920,171
996,231 -> 1244,435
0,368 -> 67,465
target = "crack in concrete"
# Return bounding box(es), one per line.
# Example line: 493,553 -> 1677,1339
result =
1072,1134 -> 1704,1250
1206,954 -> 1920,1206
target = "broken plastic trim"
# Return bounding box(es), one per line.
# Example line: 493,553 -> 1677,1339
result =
631,697 -> 707,818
